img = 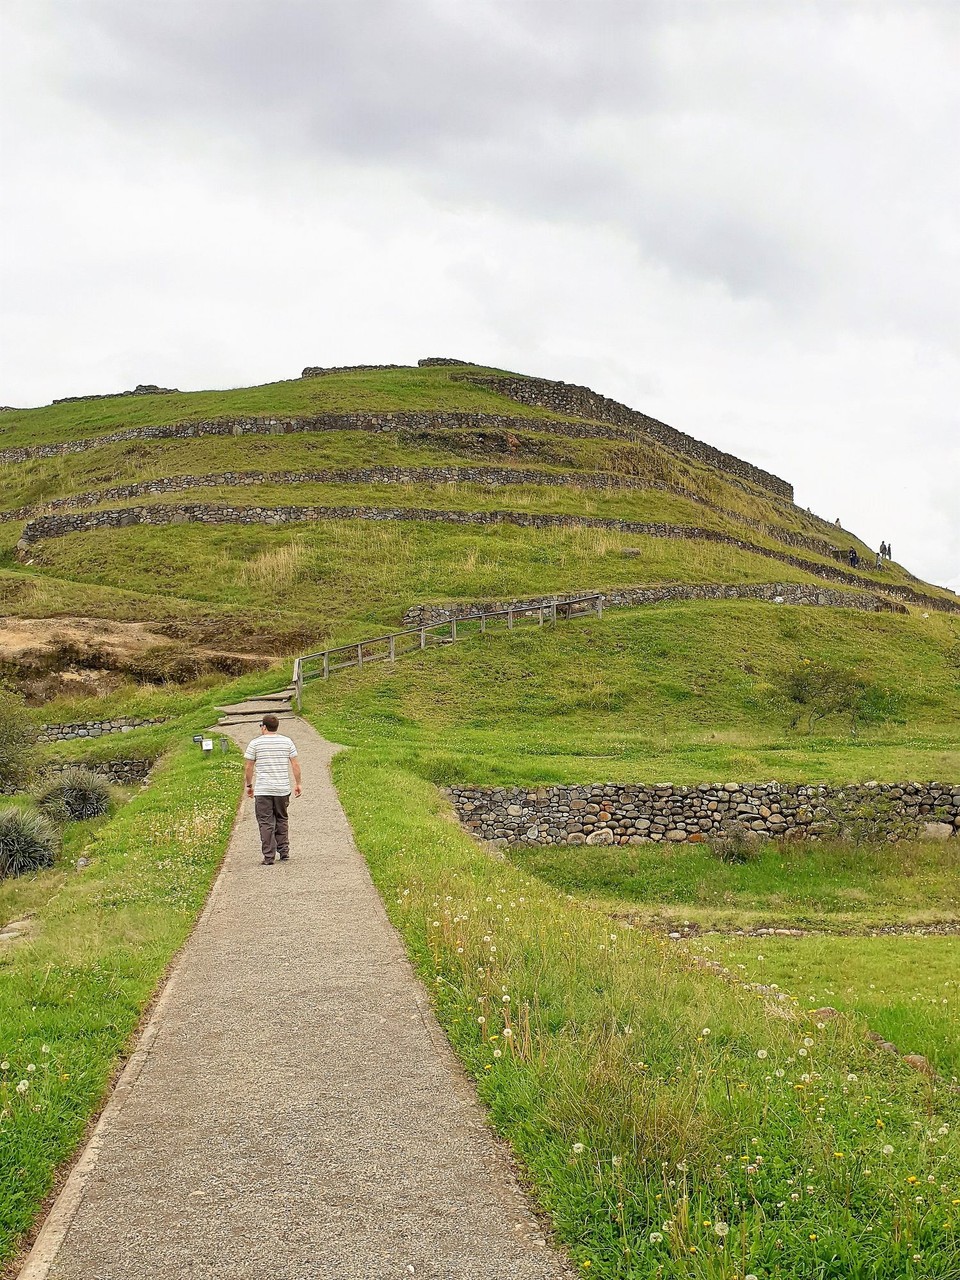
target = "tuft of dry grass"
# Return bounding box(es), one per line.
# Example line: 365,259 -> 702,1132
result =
237,538 -> 310,589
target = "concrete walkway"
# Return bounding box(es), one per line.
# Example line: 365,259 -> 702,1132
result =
22,711 -> 569,1280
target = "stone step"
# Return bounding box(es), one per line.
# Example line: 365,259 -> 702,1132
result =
215,701 -> 293,715
218,711 -> 293,723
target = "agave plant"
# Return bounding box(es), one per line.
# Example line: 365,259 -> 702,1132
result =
0,806 -> 60,877
36,767 -> 113,822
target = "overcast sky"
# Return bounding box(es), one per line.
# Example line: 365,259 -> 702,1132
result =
2,1 -> 958,588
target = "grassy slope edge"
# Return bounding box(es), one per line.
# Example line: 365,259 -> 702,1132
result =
332,751 -> 960,1279
0,743 -> 239,1269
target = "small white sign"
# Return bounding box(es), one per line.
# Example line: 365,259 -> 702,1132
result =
201,738 -> 213,751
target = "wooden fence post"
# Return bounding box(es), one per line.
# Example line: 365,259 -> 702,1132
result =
323,652 -> 329,680
357,642 -> 363,668
451,618 -> 458,641
508,609 -> 514,631
420,628 -> 427,650
389,635 -> 396,662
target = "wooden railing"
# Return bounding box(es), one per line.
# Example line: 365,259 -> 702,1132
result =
292,594 -> 603,708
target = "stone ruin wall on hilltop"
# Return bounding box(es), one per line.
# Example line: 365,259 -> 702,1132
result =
449,782 -> 960,846
297,357 -> 794,501
459,374 -> 794,502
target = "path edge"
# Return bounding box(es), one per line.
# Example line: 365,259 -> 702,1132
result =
13,784 -> 244,1280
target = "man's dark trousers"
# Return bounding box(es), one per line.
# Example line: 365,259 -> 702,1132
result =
254,794 -> 290,862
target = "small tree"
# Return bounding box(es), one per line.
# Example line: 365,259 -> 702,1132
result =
783,659 -> 903,735
0,691 -> 37,793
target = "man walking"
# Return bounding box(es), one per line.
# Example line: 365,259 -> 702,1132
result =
243,713 -> 302,865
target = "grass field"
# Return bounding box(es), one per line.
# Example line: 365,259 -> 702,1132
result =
509,837 -> 960,930
687,934 -> 960,1079
507,835 -> 960,1078
304,601 -> 960,782
0,742 -> 239,1268
329,752 -> 960,1279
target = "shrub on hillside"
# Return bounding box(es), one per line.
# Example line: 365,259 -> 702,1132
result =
36,768 -> 113,822
713,820 -> 761,863
0,691 -> 37,793
0,806 -> 59,877
783,659 -> 905,734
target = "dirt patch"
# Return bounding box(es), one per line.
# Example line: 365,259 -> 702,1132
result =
0,617 -> 271,702
0,616 -> 174,663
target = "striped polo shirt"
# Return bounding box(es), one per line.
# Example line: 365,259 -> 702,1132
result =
244,733 -> 298,796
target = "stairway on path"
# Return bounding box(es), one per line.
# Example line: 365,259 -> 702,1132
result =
214,686 -> 295,727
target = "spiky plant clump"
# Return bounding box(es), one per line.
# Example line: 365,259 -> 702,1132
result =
0,806 -> 60,878
36,768 -> 113,822
39,796 -> 73,826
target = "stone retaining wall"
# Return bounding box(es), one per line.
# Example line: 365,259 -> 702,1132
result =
0,464 -> 842,561
459,375 -> 793,501
448,782 -> 960,846
42,758 -> 154,785
0,411 -> 648,466
301,363 -> 410,377
16,501 -> 958,614
52,384 -> 178,405
402,582 -> 905,627
36,717 -> 165,744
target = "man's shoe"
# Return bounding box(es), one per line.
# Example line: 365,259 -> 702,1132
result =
261,858 -> 275,865
279,853 -> 289,861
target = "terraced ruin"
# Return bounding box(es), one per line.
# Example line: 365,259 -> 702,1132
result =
3,358 -> 959,1279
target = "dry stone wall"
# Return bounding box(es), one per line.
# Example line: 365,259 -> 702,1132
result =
449,782 -> 960,846
403,582 -> 904,627
36,717 -> 165,744
43,759 -> 153,785
52,384 -> 178,405
301,363 -> 410,377
16,501 -> 959,614
0,464 -> 842,558
460,375 -> 793,501
0,411 -> 648,466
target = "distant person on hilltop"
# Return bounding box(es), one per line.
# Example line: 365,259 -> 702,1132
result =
848,548 -> 859,568
243,713 -> 303,865
875,550 -> 883,569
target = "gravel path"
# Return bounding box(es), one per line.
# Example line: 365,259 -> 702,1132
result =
23,709 -> 569,1280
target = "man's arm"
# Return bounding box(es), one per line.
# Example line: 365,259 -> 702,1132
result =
291,757 -> 302,798
244,759 -> 255,796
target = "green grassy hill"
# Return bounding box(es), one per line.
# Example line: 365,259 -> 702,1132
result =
2,359 -> 955,684
3,360 -> 959,1278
